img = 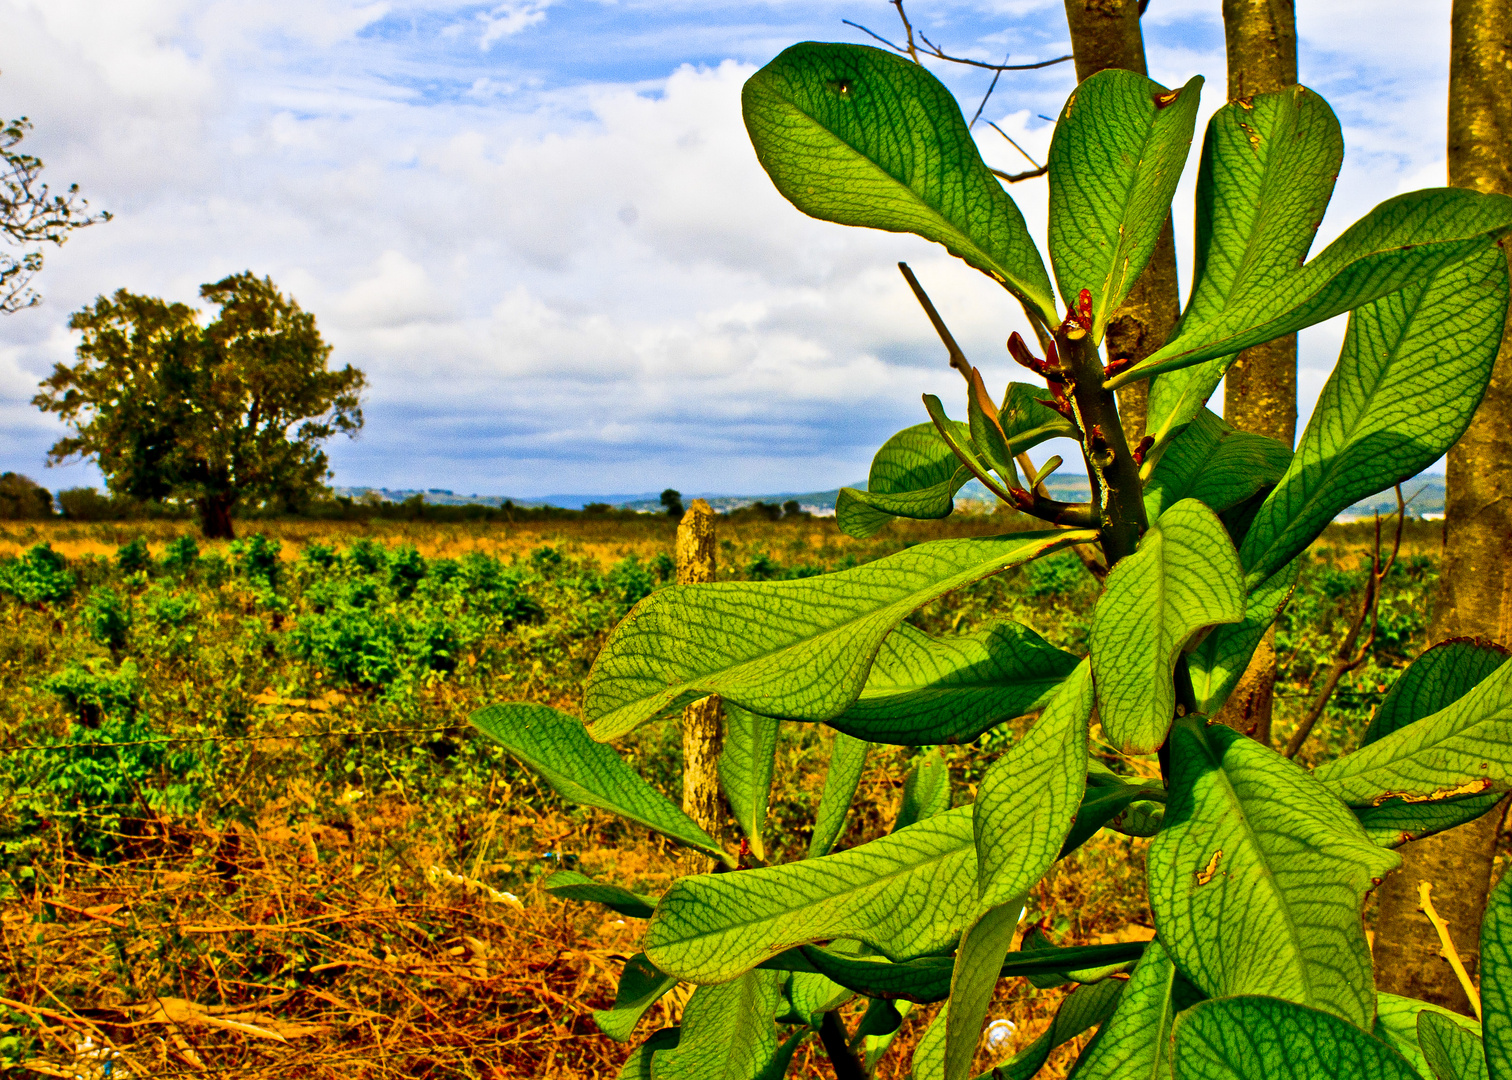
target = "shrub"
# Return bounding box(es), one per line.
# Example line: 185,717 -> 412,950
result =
160,535 -> 200,575
0,473 -> 51,519
388,544 -> 427,599
115,536 -> 151,576
82,586 -> 132,653
0,544 -> 74,605
231,534 -> 281,589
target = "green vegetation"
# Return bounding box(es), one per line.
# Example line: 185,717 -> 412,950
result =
470,43 -> 1512,1080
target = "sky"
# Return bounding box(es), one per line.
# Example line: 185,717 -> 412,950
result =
0,0 -> 1456,498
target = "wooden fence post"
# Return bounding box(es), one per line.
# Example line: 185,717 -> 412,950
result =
675,499 -> 725,874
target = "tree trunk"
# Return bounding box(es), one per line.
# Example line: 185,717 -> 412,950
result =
1212,0 -> 1297,748
197,493 -> 236,540
676,498 -> 725,875
1061,0 -> 1180,443
1372,0 -> 1512,1014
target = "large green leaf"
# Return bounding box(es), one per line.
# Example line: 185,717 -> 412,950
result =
1173,996 -> 1420,1080
645,806 -> 976,983
545,870 -> 658,919
1091,500 -> 1246,754
719,704 -> 780,861
471,704 -> 727,862
743,42 -> 1056,323
1354,791 -> 1507,850
646,970 -> 782,1080
1374,993 -> 1484,1080
779,944 -> 856,1028
836,421 -> 974,540
584,529 -> 1092,740
1313,659 -> 1512,807
1480,862 -> 1512,1080
595,953 -> 679,1042
826,620 -> 1079,745
1060,775 -> 1168,858
1187,558 -> 1301,716
1365,639 -> 1509,745
1149,715 -> 1400,1028
1142,408 -> 1292,522
1110,187 -> 1512,389
1418,1011 -> 1490,1080
1145,356 -> 1234,449
1048,69 -> 1202,340
1238,243 -> 1510,588
944,665 -> 1095,1078
895,746 -> 951,832
1066,938 -> 1203,1080
618,1028 -> 681,1080
759,940 -> 1147,1003
808,731 -> 869,857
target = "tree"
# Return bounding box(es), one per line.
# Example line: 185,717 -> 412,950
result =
474,42 -> 1512,1077
0,114 -> 109,312
0,472 -> 50,519
1372,0 -> 1512,1013
33,273 -> 365,539
660,488 -> 684,518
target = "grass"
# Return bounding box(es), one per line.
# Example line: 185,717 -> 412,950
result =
0,512 -> 1451,1078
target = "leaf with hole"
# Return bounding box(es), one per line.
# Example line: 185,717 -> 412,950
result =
743,42 -> 1057,322
1048,69 -> 1202,340
1149,715 -> 1399,1028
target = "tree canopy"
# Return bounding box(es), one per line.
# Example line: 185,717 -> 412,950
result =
33,272 -> 367,538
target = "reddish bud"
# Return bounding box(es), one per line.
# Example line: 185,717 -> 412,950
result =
1131,435 -> 1155,466
1007,486 -> 1036,512
1104,356 -> 1133,380
1007,331 -> 1041,371
1089,424 -> 1109,451
1077,289 -> 1093,327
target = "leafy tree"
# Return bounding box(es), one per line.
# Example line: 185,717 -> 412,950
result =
661,488 -> 685,518
0,472 -> 50,519
0,114 -> 109,312
33,273 -> 366,539
470,41 -> 1512,1080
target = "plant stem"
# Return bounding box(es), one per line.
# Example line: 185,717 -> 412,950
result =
818,1011 -> 868,1080
1058,328 -> 1147,565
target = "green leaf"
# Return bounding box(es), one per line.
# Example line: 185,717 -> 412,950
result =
826,620 -> 1079,746
719,704 -> 780,861
1091,500 -> 1246,754
863,1000 -> 914,1071
595,953 -> 679,1042
759,940 -> 1147,1004
1142,408 -> 1292,522
942,665 -> 1094,1078
645,805 -> 977,983
1354,791 -> 1506,850
1018,924 -> 1139,989
743,42 -> 1057,324
646,970 -> 783,1080
1374,993 -> 1484,1080
1480,862 -> 1512,1080
617,1027 -> 681,1080
1066,938 -> 1203,1080
1000,381 -> 1082,448
809,731 -> 869,858
836,421 -> 973,540
895,745 -> 951,831
1047,69 -> 1203,340
1173,996 -> 1420,1080
1111,186 -> 1512,389
1150,715 -> 1400,1027
585,528 -> 1093,740
471,704 -> 726,861
1238,242 -> 1510,589
1187,557 -> 1300,716
1059,776 -> 1168,858
1366,640 -> 1509,745
968,368 -> 1018,485
1418,1011 -> 1490,1080
780,948 -> 856,1029
544,870 -> 658,920
1313,659 -> 1512,807
1145,356 -> 1234,449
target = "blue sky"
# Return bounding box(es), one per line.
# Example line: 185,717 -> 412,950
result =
0,0 -> 1455,497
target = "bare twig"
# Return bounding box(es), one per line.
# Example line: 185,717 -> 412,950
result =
1418,881 -> 1482,1019
988,164 -> 1049,183
1283,486 -> 1406,759
842,0 -> 1071,73
898,262 -> 971,381
985,120 -> 1042,168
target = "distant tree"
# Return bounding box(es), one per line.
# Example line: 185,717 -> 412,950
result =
782,499 -> 810,519
583,502 -> 612,514
660,488 -> 684,518
34,273 -> 366,539
0,472 -> 51,518
1,113 -> 110,312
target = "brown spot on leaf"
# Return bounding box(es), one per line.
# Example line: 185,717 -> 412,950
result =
1196,850 -> 1223,886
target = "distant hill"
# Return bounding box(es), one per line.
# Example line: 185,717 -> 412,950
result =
333,474 -> 1446,521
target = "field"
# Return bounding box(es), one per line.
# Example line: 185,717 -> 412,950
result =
0,511 -> 1454,1079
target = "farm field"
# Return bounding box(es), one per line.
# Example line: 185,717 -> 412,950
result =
0,511 -> 1455,1078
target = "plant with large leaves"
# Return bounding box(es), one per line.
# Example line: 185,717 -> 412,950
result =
470,40 -> 1512,1080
